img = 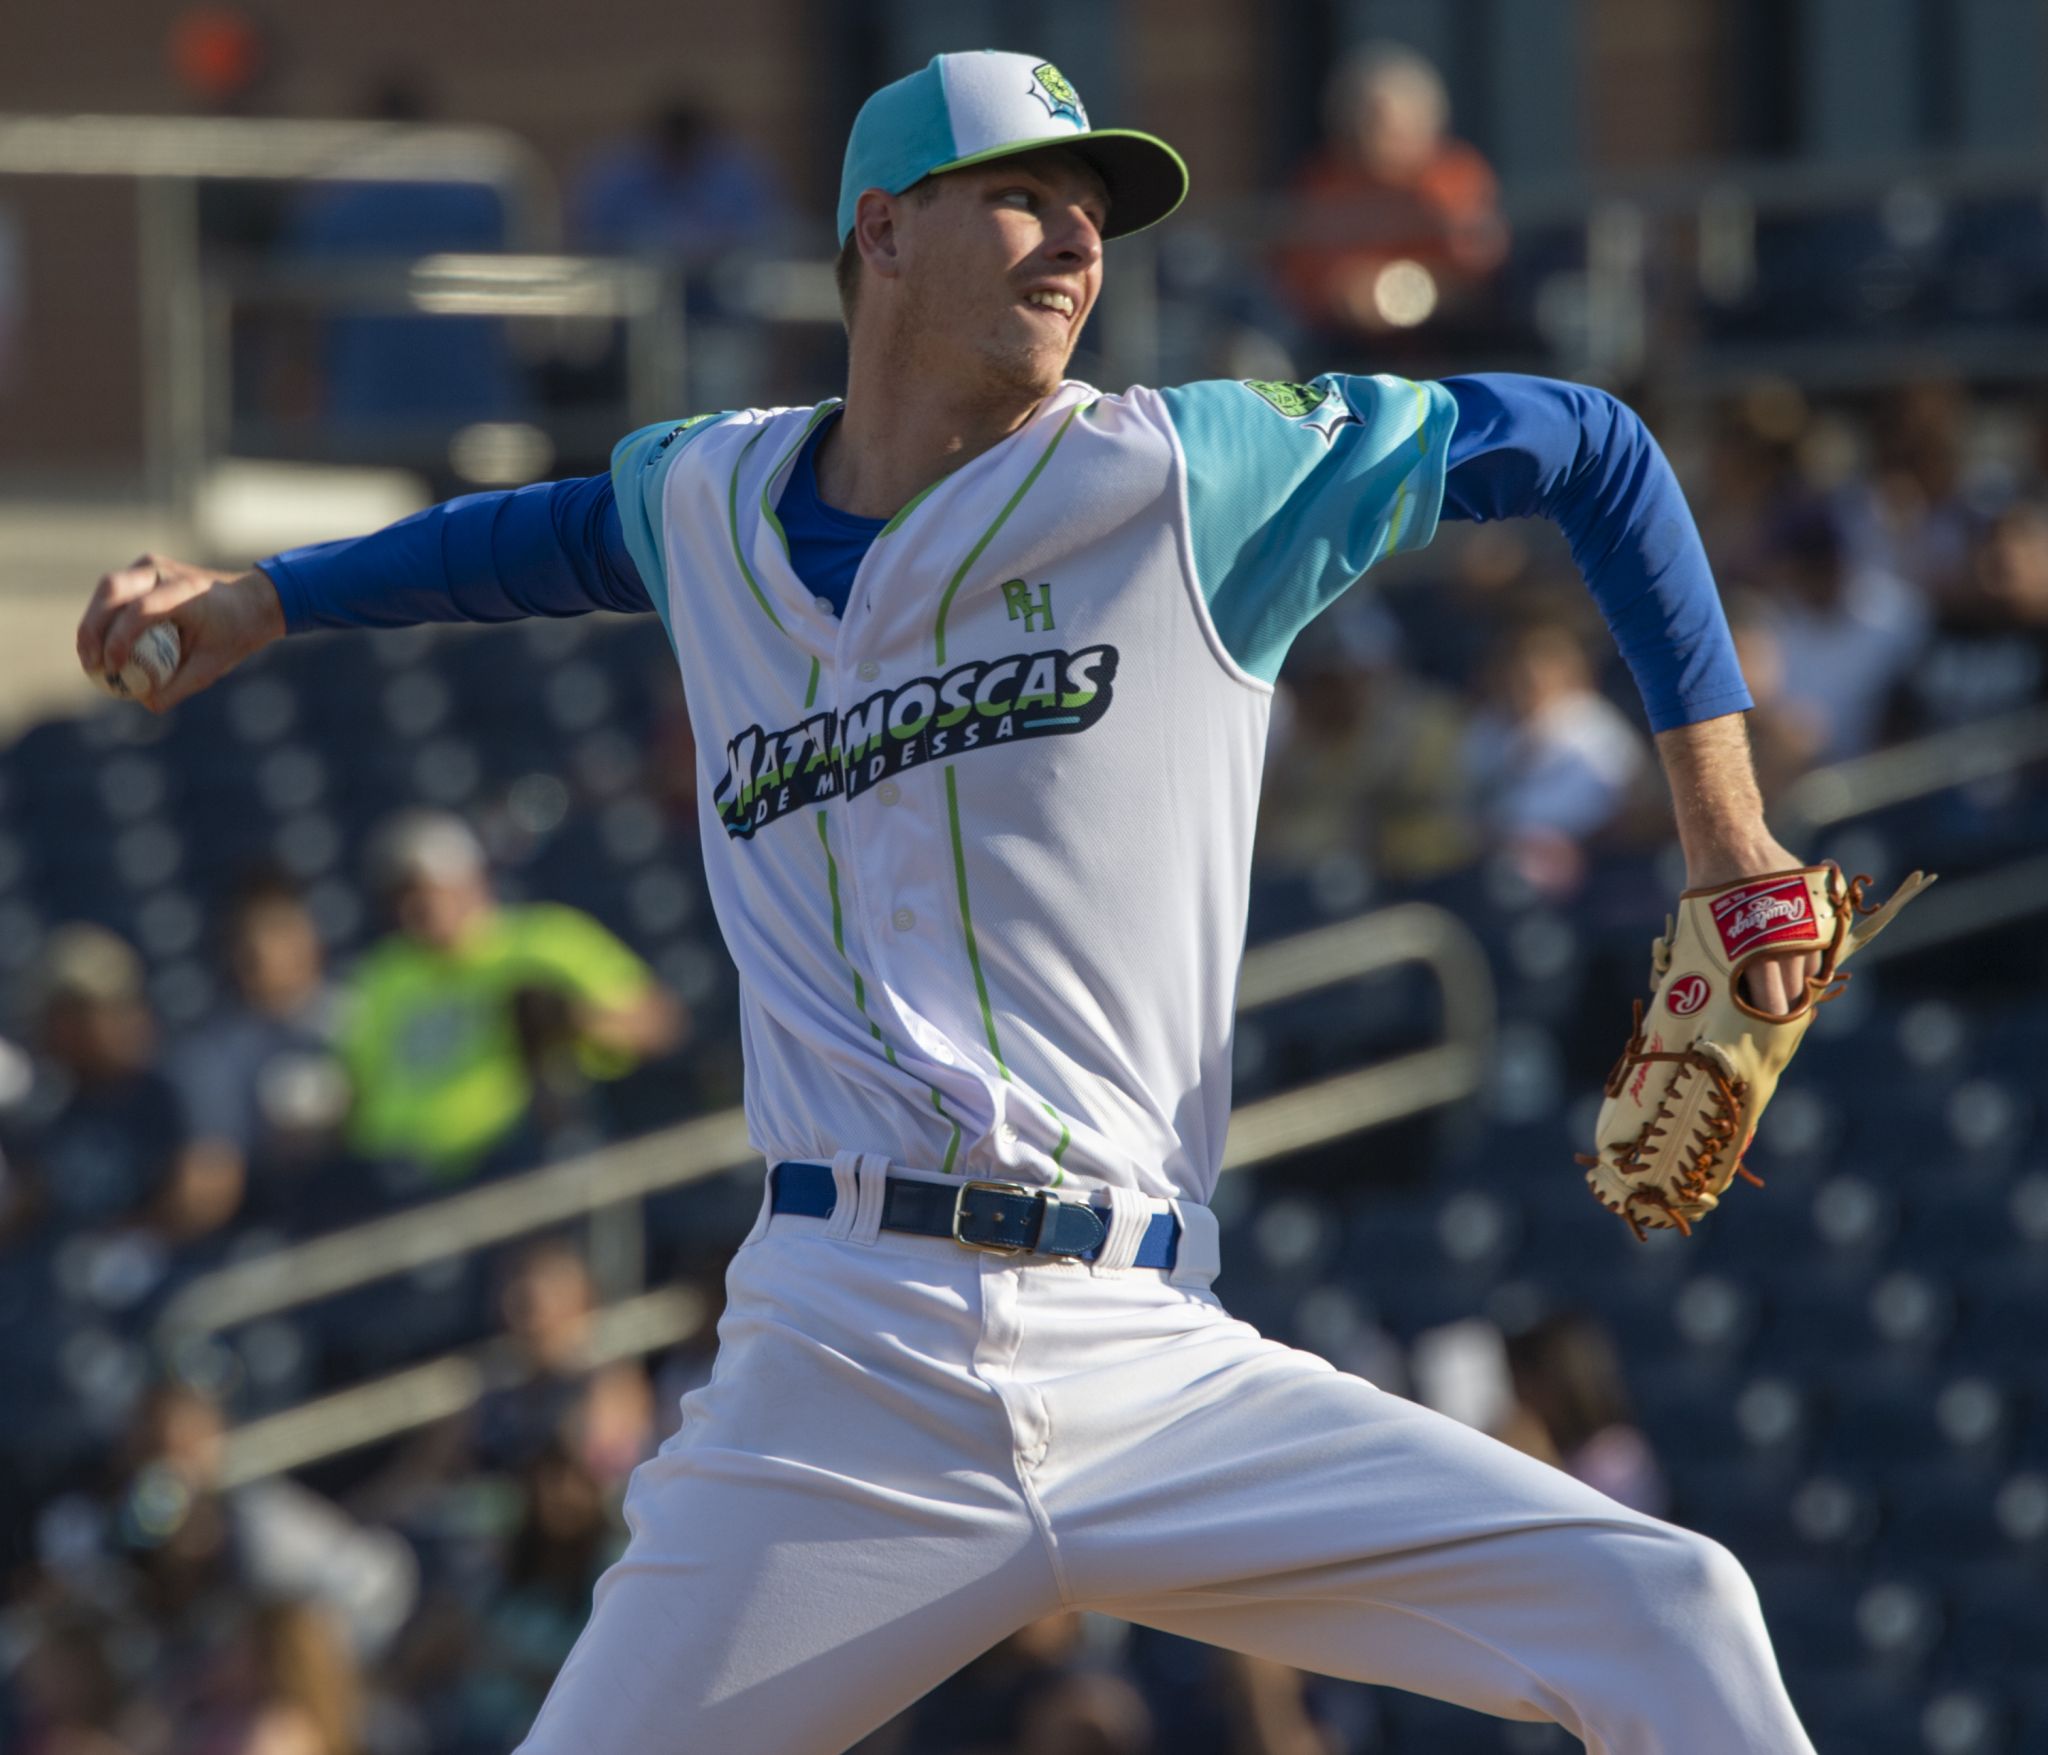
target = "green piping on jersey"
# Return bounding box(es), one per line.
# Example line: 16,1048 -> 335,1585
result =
879,477 -> 943,537
930,410 -> 1085,1180
804,657 -> 820,711
943,768 -> 1068,1181
816,809 -> 962,1175
943,765 -> 1007,1079
761,402 -> 844,557
727,428 -> 789,634
934,402 -> 1084,664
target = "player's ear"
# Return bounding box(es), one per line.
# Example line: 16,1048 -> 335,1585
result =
855,189 -> 905,283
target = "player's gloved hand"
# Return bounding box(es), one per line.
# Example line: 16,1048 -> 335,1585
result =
75,555 -> 285,712
1579,855 -> 1935,1240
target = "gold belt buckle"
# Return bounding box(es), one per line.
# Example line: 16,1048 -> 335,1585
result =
952,1179 -> 1036,1253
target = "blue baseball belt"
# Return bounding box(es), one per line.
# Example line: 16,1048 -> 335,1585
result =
770,1161 -> 1181,1268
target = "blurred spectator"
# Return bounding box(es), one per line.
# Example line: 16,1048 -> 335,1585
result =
445,1442 -> 620,1752
6,1607 -> 140,1755
1460,619 -> 1648,891
1258,605 -> 1475,886
1695,381 -> 1811,569
1756,496 -> 1929,760
475,1240 -> 652,1485
1013,1669 -> 1154,1755
1957,497 -> 2048,632
39,1383 -> 417,1663
1275,43 -> 1506,347
283,78 -> 521,460
1210,1655 -> 1338,1755
167,5 -> 269,113
366,1239 -> 655,1519
1843,378 -> 1979,603
1901,497 -> 2048,733
895,1613 -> 1095,1754
569,100 -> 792,262
1498,1313 -> 1667,1519
1722,591 -> 1825,803
185,1600 -> 366,1755
168,875 -> 349,1227
646,664 -> 702,831
0,926 -> 241,1247
341,811 -> 684,1183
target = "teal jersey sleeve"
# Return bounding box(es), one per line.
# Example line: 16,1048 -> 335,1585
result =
609,412 -> 733,646
1160,375 -> 1458,682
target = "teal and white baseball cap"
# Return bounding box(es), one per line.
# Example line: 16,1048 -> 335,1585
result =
837,51 -> 1188,245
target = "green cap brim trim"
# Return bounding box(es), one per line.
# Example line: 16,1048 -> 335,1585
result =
924,128 -> 1190,240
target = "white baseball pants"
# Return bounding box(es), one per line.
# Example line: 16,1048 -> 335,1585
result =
517,1166 -> 1815,1754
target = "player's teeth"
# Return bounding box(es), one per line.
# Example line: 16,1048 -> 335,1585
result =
1027,292 -> 1072,315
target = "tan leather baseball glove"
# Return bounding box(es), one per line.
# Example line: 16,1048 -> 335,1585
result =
1580,863 -> 1934,1239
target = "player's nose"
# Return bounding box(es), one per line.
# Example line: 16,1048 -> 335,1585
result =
1045,202 -> 1103,269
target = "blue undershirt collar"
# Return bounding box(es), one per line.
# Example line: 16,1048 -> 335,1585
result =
777,409 -> 886,618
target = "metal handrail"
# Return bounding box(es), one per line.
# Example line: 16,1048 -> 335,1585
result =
1778,703 -> 2048,836
0,115 -> 555,243
160,903 -> 1493,1342
0,113 -> 558,514
219,1284 -> 706,1488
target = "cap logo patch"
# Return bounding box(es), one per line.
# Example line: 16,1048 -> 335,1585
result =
1029,62 -> 1087,127
1667,975 -> 1711,1016
1711,874 -> 1818,959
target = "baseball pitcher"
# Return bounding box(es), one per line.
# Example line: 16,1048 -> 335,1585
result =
80,50 -> 1918,1754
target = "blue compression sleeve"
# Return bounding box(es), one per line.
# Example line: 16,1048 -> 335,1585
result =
260,473 -> 651,633
1439,374 -> 1750,733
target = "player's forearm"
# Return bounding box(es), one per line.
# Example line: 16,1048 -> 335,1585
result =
1654,712 -> 1792,885
259,474 -> 652,634
1440,375 -> 1751,734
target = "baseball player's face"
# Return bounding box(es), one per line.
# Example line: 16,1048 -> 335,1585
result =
894,150 -> 1107,399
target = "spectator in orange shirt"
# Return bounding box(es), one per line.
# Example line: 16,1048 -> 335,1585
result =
1276,42 -> 1507,346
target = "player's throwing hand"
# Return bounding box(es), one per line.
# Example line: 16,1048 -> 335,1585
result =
75,555 -> 284,711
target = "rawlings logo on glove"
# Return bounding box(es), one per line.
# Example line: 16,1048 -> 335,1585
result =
1580,863 -> 1934,1240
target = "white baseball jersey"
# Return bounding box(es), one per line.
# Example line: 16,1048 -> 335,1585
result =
611,373 -> 1457,1203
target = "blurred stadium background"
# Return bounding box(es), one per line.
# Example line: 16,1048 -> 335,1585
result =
4,2 -> 2048,1752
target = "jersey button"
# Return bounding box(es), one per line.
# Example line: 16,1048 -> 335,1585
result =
892,907 -> 916,931
857,660 -> 881,681
876,781 -> 902,806
813,595 -> 835,615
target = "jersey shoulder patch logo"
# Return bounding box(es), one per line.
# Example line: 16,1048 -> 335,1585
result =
1239,378 -> 1361,444
1029,63 -> 1087,127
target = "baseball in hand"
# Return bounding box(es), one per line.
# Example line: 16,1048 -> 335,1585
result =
104,623 -> 182,701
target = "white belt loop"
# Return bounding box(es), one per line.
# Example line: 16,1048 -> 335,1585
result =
847,1153 -> 890,1244
1165,1199 -> 1221,1288
1087,1186 -> 1153,1277
741,1166 -> 777,1247
825,1151 -> 864,1241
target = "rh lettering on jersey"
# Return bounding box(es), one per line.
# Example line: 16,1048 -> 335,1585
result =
711,644 -> 1121,839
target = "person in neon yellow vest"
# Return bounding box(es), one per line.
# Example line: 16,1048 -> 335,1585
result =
341,811 -> 685,1180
